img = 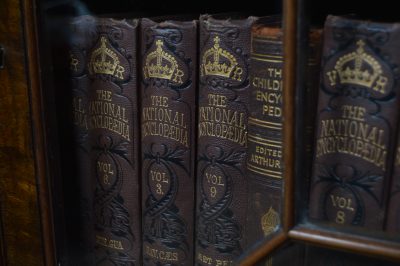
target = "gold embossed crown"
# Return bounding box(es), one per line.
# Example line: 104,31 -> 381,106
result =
327,40 -> 388,93
89,36 -> 125,79
144,40 -> 184,84
201,36 -> 242,81
261,207 -> 280,236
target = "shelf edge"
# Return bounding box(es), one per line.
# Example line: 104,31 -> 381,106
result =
289,225 -> 400,262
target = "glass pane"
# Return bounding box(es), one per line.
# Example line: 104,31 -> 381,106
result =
297,0 -> 400,245
35,0 -> 284,265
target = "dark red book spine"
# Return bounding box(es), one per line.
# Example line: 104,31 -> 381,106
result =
195,15 -> 256,265
140,18 -> 197,265
86,17 -> 141,264
245,19 -> 284,246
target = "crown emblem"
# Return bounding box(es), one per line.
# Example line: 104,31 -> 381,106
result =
261,207 -> 280,236
143,40 -> 184,84
88,36 -> 125,79
326,40 -> 388,94
201,36 -> 243,81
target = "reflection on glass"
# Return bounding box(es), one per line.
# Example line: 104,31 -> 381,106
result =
308,15 -> 400,234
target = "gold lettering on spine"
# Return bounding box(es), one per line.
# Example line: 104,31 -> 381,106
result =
144,245 -> 179,262
96,235 -> 124,250
150,170 -> 169,195
329,195 -> 355,224
197,252 -> 213,265
97,161 -> 114,185
196,252 -> 233,266
88,89 -> 131,141
248,59 -> 283,173
316,105 -> 387,170
205,172 -> 224,198
251,65 -> 283,119
198,93 -> 247,146
196,252 -> 234,266
141,96 -> 189,147
247,135 -> 283,179
247,59 -> 283,178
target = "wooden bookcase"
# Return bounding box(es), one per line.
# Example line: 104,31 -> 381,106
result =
0,0 -> 57,265
1,0 -> 399,265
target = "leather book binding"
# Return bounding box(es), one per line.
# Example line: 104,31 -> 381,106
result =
244,18 -> 284,246
195,14 -> 257,265
140,18 -> 198,265
309,15 -> 400,229
86,17 -> 141,264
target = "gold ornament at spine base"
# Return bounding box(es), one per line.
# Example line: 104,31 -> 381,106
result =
261,206 -> 280,236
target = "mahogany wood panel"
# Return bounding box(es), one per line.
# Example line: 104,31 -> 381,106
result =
0,0 -> 45,265
22,0 -> 56,264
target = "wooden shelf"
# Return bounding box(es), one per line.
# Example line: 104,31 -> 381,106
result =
289,224 -> 400,262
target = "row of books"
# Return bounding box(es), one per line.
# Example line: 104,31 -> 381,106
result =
55,11 -> 400,266
61,13 -> 285,265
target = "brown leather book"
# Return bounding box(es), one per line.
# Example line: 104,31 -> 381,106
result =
86,17 -> 141,264
244,17 -> 284,246
140,18 -> 197,265
309,15 -> 400,229
196,14 -> 257,265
